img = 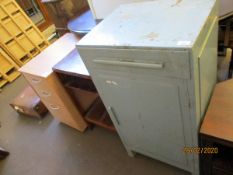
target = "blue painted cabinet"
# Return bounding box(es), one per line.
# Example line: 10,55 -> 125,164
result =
77,0 -> 218,174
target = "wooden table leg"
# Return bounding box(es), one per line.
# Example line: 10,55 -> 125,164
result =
199,134 -> 214,175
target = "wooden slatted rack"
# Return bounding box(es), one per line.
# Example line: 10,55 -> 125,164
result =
0,0 -> 49,66
0,47 -> 20,89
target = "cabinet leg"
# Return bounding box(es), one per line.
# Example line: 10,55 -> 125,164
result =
126,149 -> 135,157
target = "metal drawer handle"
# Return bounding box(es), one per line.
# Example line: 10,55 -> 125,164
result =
41,91 -> 51,97
93,59 -> 163,69
31,78 -> 41,84
108,106 -> 120,125
50,104 -> 60,110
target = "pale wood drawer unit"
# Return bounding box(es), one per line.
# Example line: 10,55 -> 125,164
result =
20,33 -> 88,132
23,72 -> 87,131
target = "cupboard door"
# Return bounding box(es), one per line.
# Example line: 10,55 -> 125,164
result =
96,73 -> 190,169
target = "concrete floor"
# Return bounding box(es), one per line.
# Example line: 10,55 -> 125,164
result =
0,76 -> 189,175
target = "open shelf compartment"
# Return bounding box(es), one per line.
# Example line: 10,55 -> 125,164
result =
85,97 -> 116,132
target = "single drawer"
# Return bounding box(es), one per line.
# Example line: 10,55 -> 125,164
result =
45,99 -> 84,130
79,48 -> 190,79
45,101 -> 75,126
37,89 -> 55,101
38,88 -> 64,108
23,73 -> 44,87
23,73 -> 60,95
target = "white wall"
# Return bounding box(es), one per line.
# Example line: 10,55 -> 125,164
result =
219,0 -> 233,18
88,0 -> 233,20
87,0 -> 150,19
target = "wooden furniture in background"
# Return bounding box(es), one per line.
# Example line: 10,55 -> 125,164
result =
16,0 -> 53,31
20,33 -> 88,132
42,0 -> 89,36
0,48 -> 20,89
0,0 -> 49,66
218,16 -> 233,78
42,0 -> 68,35
53,49 -> 116,131
200,79 -> 233,175
219,0 -> 233,20
10,86 -> 48,118
67,10 -> 97,37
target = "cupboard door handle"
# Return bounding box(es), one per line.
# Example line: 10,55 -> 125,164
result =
93,59 -> 163,69
41,91 -> 51,97
108,106 -> 120,125
50,104 -> 60,110
31,78 -> 41,84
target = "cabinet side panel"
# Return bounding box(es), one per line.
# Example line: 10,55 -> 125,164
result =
191,0 -> 218,127
190,1 -> 218,174
198,19 -> 218,118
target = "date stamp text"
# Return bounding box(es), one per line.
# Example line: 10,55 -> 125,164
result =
183,147 -> 218,154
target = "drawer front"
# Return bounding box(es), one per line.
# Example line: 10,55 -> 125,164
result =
44,100 -> 77,127
23,73 -> 62,96
79,48 -> 190,79
23,73 -> 47,89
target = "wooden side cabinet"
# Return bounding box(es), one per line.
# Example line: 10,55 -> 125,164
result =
200,80 -> 233,175
53,49 -> 116,131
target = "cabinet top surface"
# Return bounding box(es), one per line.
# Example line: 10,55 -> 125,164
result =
53,49 -> 90,79
200,79 -> 233,142
77,0 -> 216,49
19,33 -> 78,78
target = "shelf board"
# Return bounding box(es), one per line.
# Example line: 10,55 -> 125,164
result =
6,70 -> 20,82
85,98 -> 116,131
19,54 -> 31,64
1,15 -> 10,21
15,32 -> 24,38
11,10 -> 20,16
30,49 -> 40,57
3,37 -> 14,44
0,78 -> 8,88
1,64 -> 14,74
38,42 -> 48,50
25,25 -> 33,31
